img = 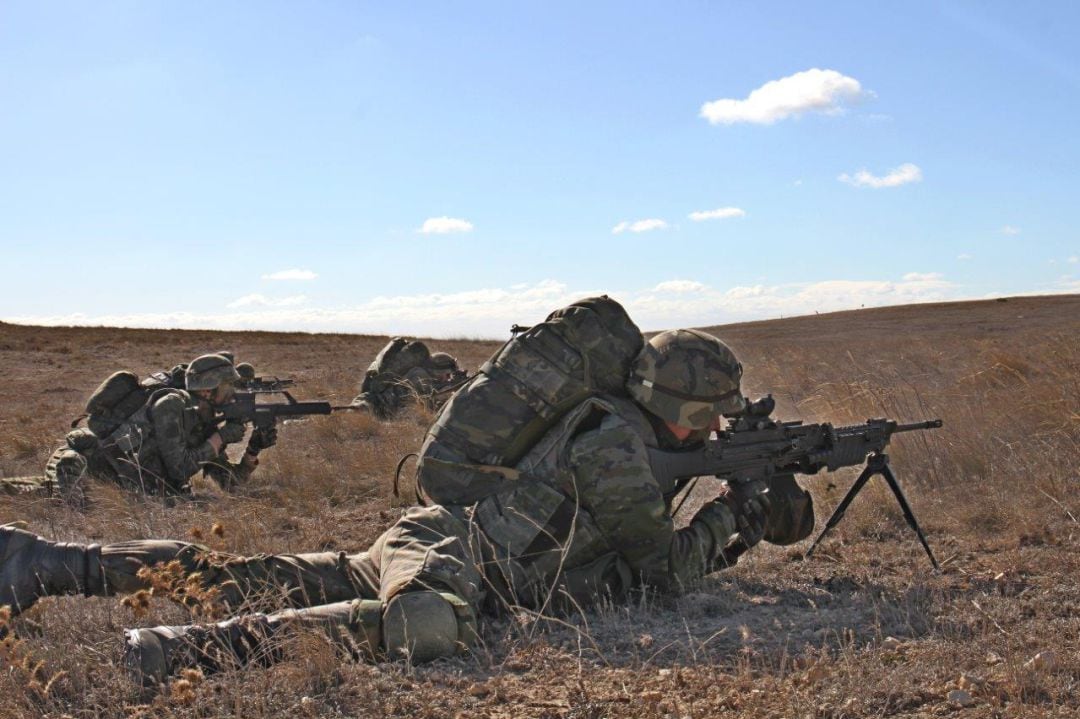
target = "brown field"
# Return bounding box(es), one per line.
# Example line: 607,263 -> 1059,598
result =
1,294 -> 1078,718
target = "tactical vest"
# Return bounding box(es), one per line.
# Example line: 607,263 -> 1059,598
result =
416,295 -> 644,506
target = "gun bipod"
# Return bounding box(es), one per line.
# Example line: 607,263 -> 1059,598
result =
805,452 -> 940,570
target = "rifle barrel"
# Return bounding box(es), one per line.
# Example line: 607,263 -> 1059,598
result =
894,419 -> 943,432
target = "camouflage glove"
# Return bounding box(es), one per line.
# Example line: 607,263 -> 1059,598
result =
246,424 -> 278,454
217,420 -> 247,444
727,479 -> 771,549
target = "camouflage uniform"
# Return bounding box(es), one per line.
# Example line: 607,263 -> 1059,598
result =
352,340 -> 465,418
1,331 -> 812,682
0,357 -> 257,498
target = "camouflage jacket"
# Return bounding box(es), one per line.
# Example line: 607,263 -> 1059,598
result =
101,389 -> 222,495
473,394 -> 737,603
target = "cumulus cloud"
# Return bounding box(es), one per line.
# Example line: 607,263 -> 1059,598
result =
227,294 -> 308,309
262,269 -> 318,281
652,280 -> 706,293
420,216 -> 474,234
1000,225 -> 1021,236
838,163 -> 922,189
700,68 -> 867,125
957,253 -> 973,261
612,219 -> 668,234
688,207 -> 746,222
902,272 -> 943,282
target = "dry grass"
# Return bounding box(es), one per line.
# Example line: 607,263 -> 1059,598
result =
1,294 -> 1079,718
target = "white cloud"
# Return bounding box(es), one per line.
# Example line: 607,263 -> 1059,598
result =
1000,225 -> 1021,236
5,275 -> 968,338
261,269 -> 318,281
612,218 -> 668,234
688,207 -> 746,222
227,294 -> 309,309
838,163 -> 923,189
700,68 -> 867,125
1069,256 -> 1078,264
652,280 -> 707,293
957,253 -> 973,261
419,216 -> 474,234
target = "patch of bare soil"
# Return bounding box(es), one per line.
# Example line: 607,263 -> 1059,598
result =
1,294 -> 1078,718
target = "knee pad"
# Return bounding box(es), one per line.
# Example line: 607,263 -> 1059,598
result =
382,590 -> 476,663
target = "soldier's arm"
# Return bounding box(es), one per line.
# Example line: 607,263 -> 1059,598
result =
569,414 -> 736,593
150,394 -> 220,485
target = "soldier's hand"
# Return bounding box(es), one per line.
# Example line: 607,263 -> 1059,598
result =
247,424 -> 278,454
217,420 -> 247,444
729,479 -> 771,549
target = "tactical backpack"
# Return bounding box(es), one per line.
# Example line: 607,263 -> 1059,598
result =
81,365 -> 187,437
360,338 -> 432,392
416,295 -> 644,505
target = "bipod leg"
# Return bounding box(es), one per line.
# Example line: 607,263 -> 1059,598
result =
804,458 -> 878,560
877,457 -> 940,571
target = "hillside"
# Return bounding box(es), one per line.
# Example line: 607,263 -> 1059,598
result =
1,294 -> 1078,718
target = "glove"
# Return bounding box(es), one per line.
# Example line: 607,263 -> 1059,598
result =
247,423 -> 278,454
728,479 -> 771,549
217,420 -> 247,445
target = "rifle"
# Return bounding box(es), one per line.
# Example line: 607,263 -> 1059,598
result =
238,376 -> 296,393
217,390 -> 353,429
647,395 -> 943,568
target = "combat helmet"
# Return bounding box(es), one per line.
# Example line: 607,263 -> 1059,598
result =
428,352 -> 458,370
626,329 -> 746,429
185,354 -> 241,391
235,362 -> 256,381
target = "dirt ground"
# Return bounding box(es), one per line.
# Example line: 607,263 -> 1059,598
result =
1,294 -> 1078,718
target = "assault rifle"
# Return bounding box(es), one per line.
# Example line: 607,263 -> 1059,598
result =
647,395 -> 943,569
217,390 -> 354,429
238,376 -> 296,393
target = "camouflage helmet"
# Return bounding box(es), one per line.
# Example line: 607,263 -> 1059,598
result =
185,354 -> 241,391
235,362 -> 256,381
626,329 -> 746,429
214,350 -> 236,365
428,352 -> 458,370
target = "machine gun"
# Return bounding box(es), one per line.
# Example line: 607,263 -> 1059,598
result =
647,395 -> 943,568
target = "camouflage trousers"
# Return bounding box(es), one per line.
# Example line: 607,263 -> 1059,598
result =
94,506 -> 485,671
0,446 -> 88,502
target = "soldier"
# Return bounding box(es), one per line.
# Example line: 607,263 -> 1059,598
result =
0,354 -> 276,499
351,339 -> 466,418
0,330 -> 811,684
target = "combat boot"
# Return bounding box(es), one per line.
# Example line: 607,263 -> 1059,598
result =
0,524 -> 102,615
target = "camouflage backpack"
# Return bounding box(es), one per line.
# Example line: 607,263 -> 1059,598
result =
81,365 -> 186,437
360,338 -> 432,394
416,295 -> 644,505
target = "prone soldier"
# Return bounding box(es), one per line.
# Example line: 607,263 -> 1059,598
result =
0,327 -> 811,683
352,339 -> 467,418
0,354 -> 276,499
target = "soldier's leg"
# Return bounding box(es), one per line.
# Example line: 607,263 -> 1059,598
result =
370,505 -> 484,662
124,598 -> 383,686
0,445 -> 87,502
762,473 -> 816,545
121,507 -> 484,683
1,524 -> 376,616
124,551 -> 384,684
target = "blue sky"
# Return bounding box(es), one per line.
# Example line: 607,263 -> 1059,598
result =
1,1 -> 1077,336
